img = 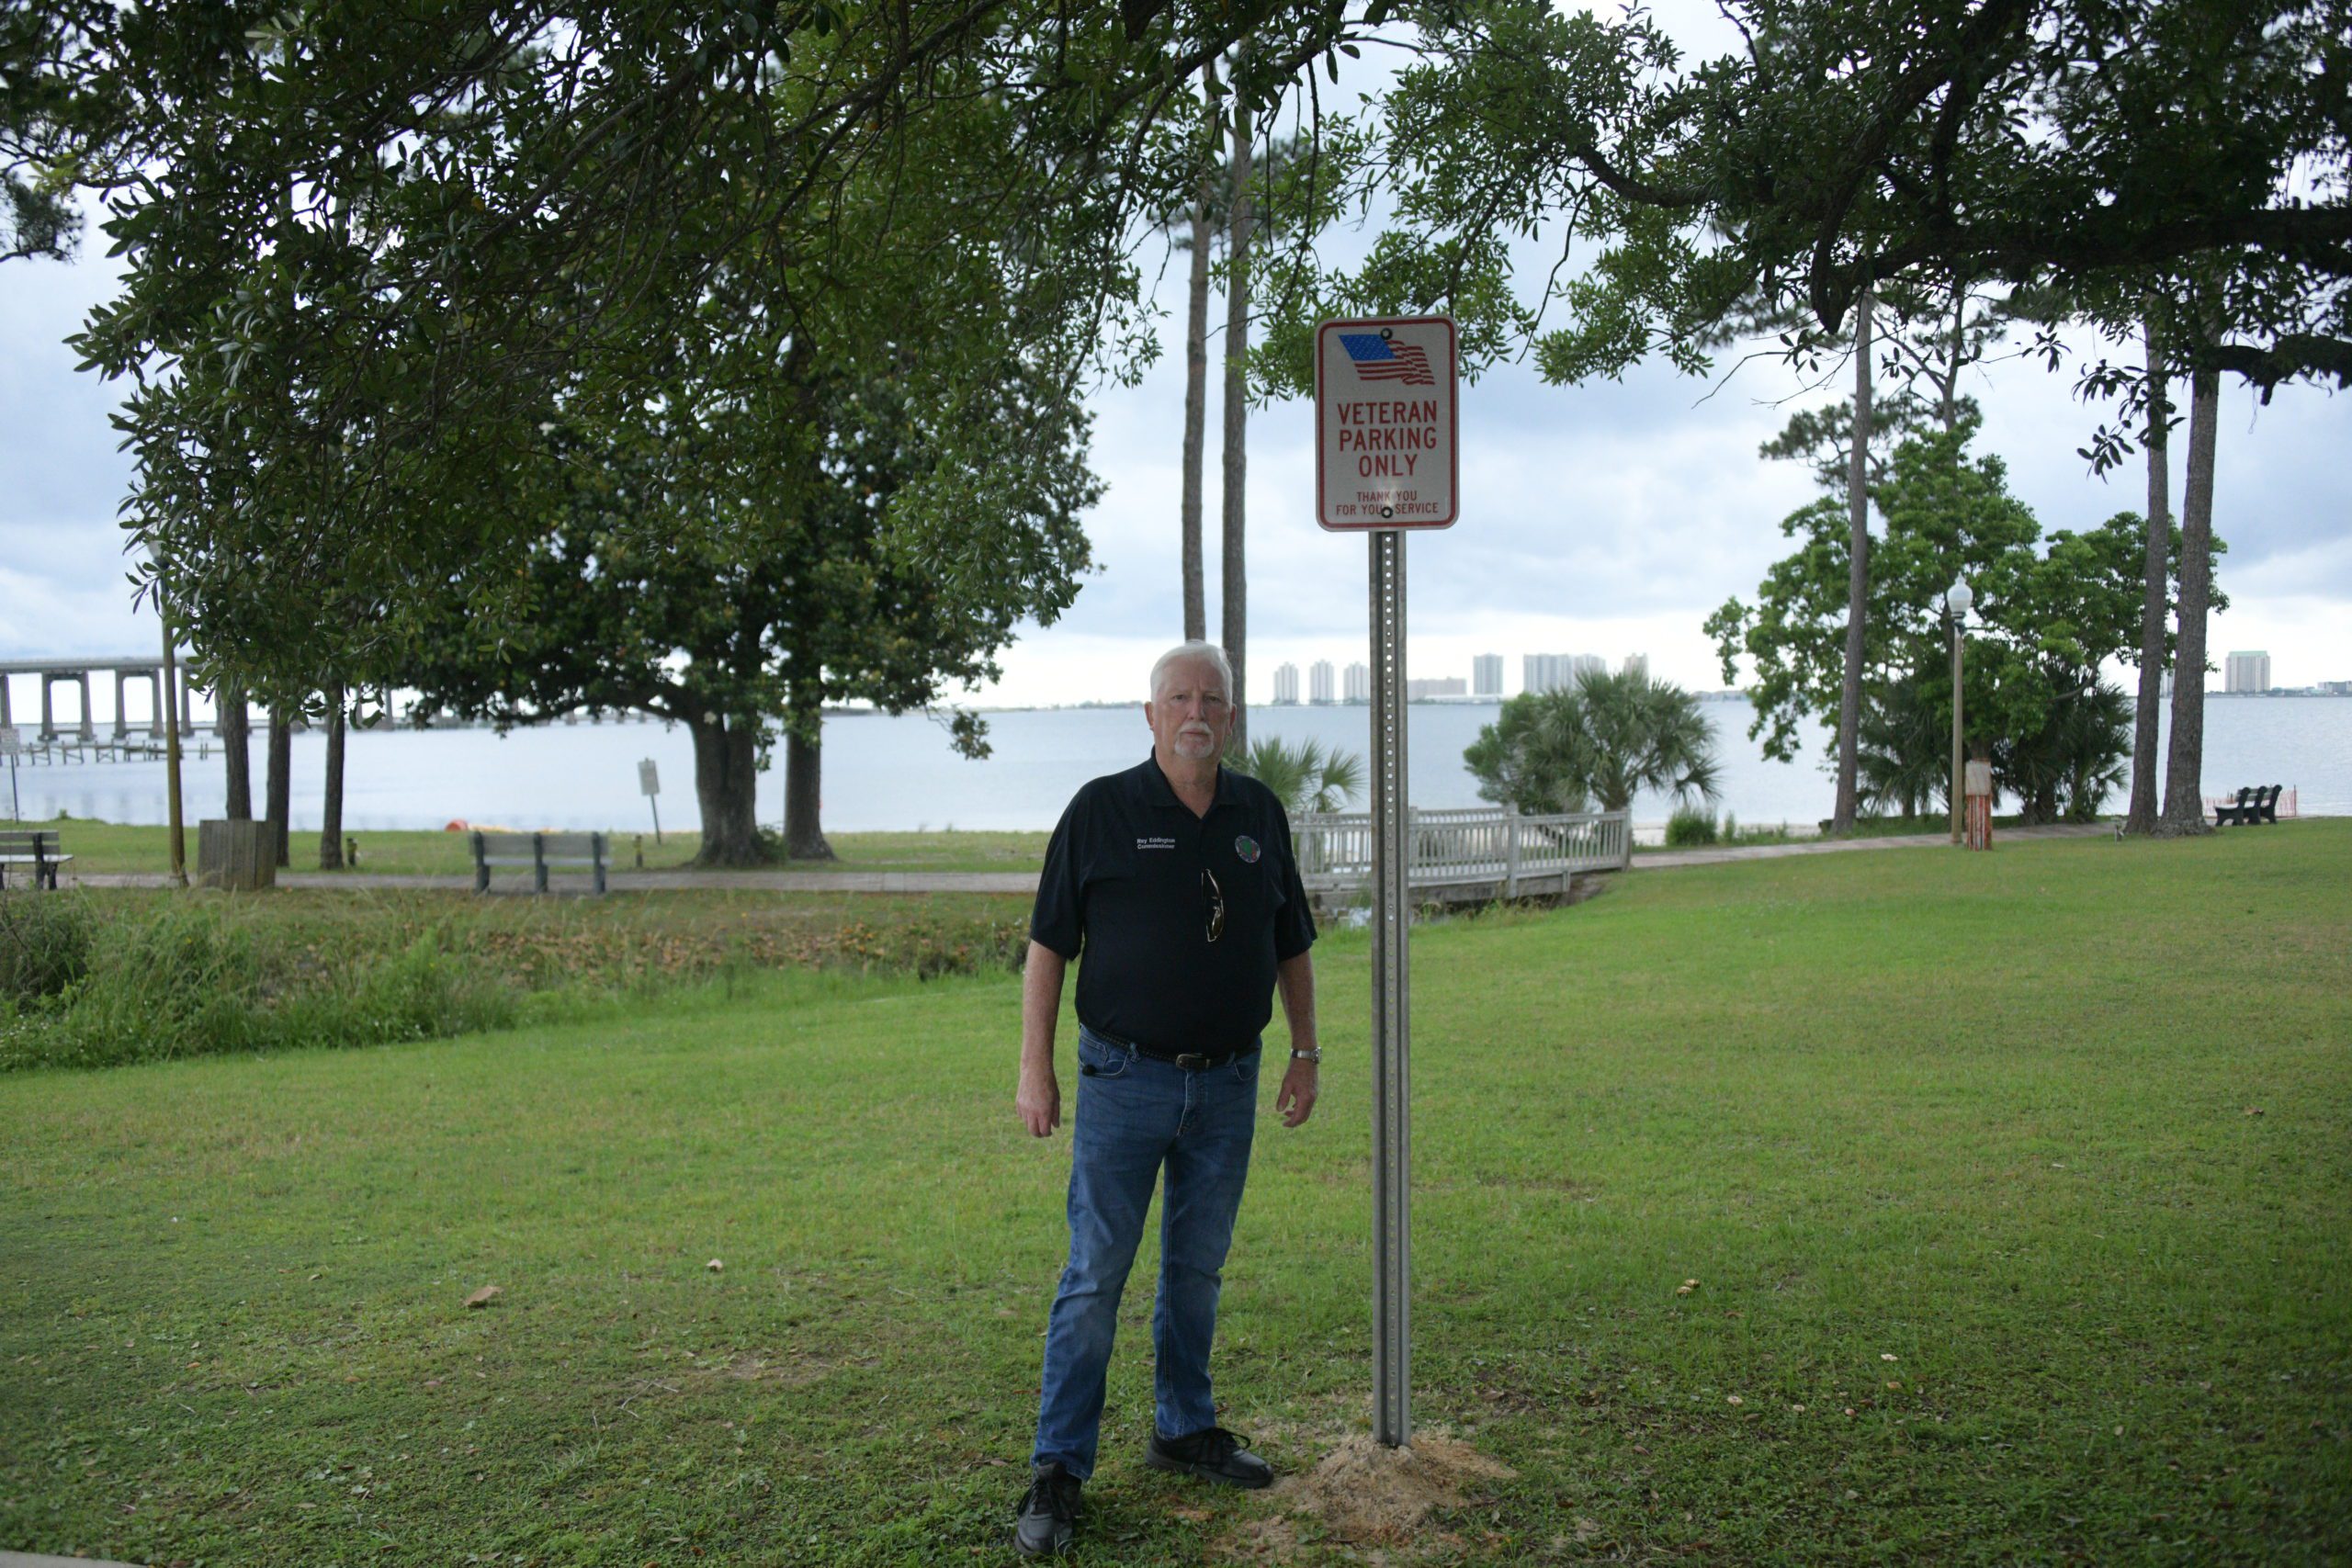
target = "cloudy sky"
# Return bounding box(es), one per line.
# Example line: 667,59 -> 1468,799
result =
4,14 -> 2346,715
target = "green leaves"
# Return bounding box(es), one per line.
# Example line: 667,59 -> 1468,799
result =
1719,417 -> 2211,822
1464,668 -> 1722,817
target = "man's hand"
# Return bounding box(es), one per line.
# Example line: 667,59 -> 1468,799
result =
1018,1064 -> 1062,1138
1275,1058 -> 1318,1128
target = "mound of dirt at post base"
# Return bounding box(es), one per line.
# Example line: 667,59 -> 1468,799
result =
1261,1431 -> 1518,1548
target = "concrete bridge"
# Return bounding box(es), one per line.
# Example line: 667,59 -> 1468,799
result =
0,657 -> 190,741
0,659 -> 407,745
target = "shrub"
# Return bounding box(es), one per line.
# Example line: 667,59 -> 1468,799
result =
0,893 -> 94,1003
3,907 -> 524,1072
1665,805 -> 1720,847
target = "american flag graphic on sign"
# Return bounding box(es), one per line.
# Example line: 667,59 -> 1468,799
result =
1338,333 -> 1435,385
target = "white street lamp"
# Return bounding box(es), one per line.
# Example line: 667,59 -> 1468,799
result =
1945,580 -> 1973,844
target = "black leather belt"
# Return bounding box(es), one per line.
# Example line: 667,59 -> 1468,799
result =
1086,1025 -> 1257,1072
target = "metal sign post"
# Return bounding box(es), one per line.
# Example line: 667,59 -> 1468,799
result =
1316,315 -> 1457,1450
1,727 -> 19,821
639,758 -> 662,843
1368,529 -> 1411,1446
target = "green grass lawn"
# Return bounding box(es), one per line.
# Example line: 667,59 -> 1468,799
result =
4,826 -> 2346,1565
31,816 -> 1050,877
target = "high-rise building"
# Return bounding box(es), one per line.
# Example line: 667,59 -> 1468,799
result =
1407,677 -> 1467,701
1309,660 -> 1336,705
1525,653 -> 1599,694
2224,650 -> 2271,693
1472,653 -> 1503,697
1621,653 -> 1649,680
1272,662 -> 1301,705
1343,662 -> 1370,703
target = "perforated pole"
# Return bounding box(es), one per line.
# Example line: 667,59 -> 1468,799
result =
1369,529 -> 1411,1447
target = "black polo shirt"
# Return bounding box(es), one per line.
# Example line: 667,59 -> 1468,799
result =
1030,754 -> 1317,1055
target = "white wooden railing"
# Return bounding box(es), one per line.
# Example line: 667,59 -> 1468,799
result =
1292,805 -> 1631,896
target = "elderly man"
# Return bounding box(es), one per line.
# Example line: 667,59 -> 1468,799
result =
1012,640 -> 1321,1558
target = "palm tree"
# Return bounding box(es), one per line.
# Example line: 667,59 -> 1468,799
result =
1228,734 -> 1364,817
1856,676 -> 1946,818
1464,668 -> 1721,816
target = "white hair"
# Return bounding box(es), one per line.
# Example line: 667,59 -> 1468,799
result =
1149,640 -> 1233,702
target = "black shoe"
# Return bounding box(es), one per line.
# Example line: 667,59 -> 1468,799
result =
1013,1461 -> 1081,1558
1145,1425 -> 1273,1489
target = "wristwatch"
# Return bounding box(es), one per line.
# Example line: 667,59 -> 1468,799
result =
1290,1046 -> 1321,1063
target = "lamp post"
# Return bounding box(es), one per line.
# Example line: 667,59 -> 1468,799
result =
1945,579 -> 1973,845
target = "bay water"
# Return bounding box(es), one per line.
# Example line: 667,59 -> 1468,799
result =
6,696 -> 2345,837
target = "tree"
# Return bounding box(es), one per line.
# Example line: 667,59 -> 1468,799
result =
1854,675 -> 1946,818
19,2 -> 1373,692
1228,735 -> 1363,817
1830,289 -> 1873,834
264,702 -> 291,869
1334,1 -> 2345,385
318,679 -> 345,870
1177,61 -> 1219,645
2160,343 -> 2224,832
218,677 -> 252,821
1713,419 -> 2219,823
2124,316 -> 2174,834
404,344 -> 1097,866
1220,49 -> 1256,748
1465,667 -> 1722,817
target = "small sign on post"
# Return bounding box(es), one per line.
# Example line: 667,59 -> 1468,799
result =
639,758 -> 662,843
1316,314 -> 1459,1453
0,726 -> 19,821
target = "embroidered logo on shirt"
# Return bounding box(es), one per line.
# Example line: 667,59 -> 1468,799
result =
1136,836 -> 1177,851
1233,833 -> 1261,863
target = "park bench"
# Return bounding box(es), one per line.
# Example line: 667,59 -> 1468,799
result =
0,829 -> 73,890
470,830 -> 609,895
2212,784 -> 2283,828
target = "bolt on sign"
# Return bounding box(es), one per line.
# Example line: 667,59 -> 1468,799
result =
1316,316 -> 1458,531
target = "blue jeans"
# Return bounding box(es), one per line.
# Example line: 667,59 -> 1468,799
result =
1032,1025 -> 1261,1479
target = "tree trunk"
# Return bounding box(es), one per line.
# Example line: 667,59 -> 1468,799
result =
2159,352 -> 2220,831
2125,316 -> 2172,834
220,677 -> 253,820
688,714 -> 772,867
1219,57 -> 1254,747
1180,67 -> 1216,645
319,681 -> 345,870
1831,288 -> 1873,834
266,702 -> 293,867
782,707 -> 835,862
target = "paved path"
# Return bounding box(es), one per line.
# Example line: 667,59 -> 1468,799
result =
63,823 -> 2118,894
1634,820 -> 2114,868
2,1553 -> 145,1568
67,868 -> 1042,894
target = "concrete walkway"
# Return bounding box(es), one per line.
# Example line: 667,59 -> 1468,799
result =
1634,819 -> 2115,868
2,1553 -> 145,1568
63,823 -> 2120,894
67,868 -> 1042,894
